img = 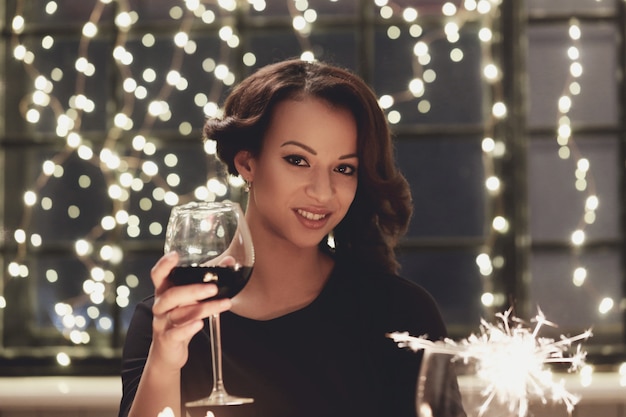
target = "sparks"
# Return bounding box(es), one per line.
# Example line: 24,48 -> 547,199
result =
157,408 -> 175,417
389,308 -> 591,417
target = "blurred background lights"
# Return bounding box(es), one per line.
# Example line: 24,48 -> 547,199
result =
2,0 -> 610,364
573,267 -> 587,287
485,176 -> 500,193
481,292 -> 495,307
492,101 -> 507,118
598,297 -> 614,314
571,229 -> 586,246
56,352 -> 71,367
619,363 -> 626,386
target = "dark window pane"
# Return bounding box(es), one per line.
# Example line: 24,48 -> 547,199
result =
527,0 -> 614,14
396,137 -> 486,238
398,250 -> 484,334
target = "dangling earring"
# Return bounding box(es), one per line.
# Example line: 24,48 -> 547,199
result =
243,178 -> 252,193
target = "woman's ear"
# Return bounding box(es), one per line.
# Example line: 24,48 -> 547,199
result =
234,150 -> 255,182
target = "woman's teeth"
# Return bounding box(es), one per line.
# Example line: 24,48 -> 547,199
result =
297,209 -> 327,221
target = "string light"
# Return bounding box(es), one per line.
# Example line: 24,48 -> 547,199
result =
371,1 -> 508,315
552,19 -> 609,317
3,0 -> 607,372
3,0 -> 504,353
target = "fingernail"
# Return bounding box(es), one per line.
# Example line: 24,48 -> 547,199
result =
204,284 -> 218,295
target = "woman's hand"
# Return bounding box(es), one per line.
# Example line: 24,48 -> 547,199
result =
149,251 -> 232,371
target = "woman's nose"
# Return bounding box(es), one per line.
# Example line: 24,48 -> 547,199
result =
306,169 -> 334,202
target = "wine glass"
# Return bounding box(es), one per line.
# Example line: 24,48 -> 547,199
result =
416,351 -> 468,417
164,200 -> 254,407
416,351 -> 565,417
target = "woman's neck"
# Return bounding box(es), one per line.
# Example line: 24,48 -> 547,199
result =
230,230 -> 334,320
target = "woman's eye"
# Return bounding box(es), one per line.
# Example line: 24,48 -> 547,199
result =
335,164 -> 356,176
284,155 -> 309,167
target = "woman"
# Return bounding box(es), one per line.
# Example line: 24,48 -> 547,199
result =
119,59 -> 448,417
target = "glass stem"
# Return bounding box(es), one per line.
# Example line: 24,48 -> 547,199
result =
209,313 -> 227,395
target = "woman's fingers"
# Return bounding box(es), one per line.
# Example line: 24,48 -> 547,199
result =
162,297 -> 231,329
149,252 -> 232,349
151,252 -> 179,294
151,291 -> 230,367
147,252 -> 234,371
217,255 -> 236,267
153,282 -> 219,315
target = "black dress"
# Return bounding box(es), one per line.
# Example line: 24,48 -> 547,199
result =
119,257 -> 448,417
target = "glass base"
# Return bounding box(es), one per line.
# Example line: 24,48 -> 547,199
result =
186,391 -> 254,407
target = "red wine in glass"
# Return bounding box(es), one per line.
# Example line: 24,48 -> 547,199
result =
168,265 -> 253,300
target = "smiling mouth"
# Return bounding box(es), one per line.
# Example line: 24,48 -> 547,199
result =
297,209 -> 328,221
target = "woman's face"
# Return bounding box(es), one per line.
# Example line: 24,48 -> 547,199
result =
242,96 -> 359,249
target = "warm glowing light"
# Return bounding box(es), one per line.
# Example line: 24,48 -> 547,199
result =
379,95 -> 394,109
75,239 -> 92,257
570,230 -> 585,246
475,253 -> 493,276
485,176 -> 500,192
585,195 -> 599,211
82,22 -> 98,37
481,292 -> 495,306
402,7 -> 418,22
481,137 -> 495,152
598,297 -> 614,314
572,267 -> 587,287
115,12 -> 133,29
492,101 -> 507,118
12,15 -> 25,32
483,63 -> 499,80
479,27 -> 492,42
409,78 -> 425,97
413,41 -> 428,57
570,62 -> 583,78
56,352 -> 72,366
391,309 -> 591,417
442,2 -> 457,16
492,216 -> 509,233
569,23 -> 581,40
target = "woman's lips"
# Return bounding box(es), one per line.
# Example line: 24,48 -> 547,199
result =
296,209 -> 327,221
295,208 -> 330,229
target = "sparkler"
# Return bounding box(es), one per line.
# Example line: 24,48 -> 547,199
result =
157,407 -> 175,417
389,308 -> 592,417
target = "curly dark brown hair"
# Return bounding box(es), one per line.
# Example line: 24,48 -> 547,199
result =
204,59 -> 412,274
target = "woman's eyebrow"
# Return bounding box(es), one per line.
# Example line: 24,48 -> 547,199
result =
281,140 -> 358,160
281,140 -> 316,154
